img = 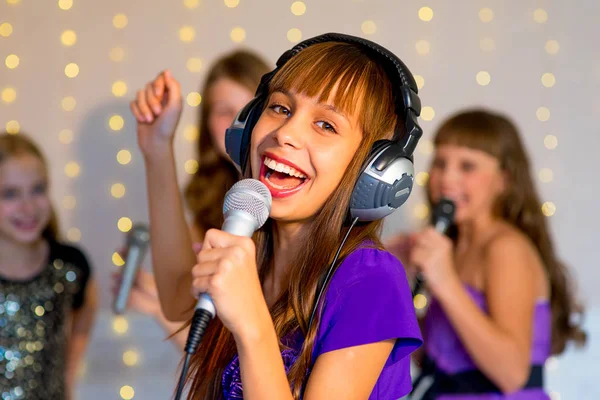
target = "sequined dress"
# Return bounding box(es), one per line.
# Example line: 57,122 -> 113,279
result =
0,239 -> 91,400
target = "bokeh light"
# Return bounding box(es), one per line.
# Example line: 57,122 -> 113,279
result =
415,172 -> 429,186
112,252 -> 125,267
67,228 -> 81,242
421,106 -> 435,121
5,54 -> 19,69
415,40 -> 430,55
58,0 -> 73,11
479,8 -> 494,22
111,183 -> 126,198
187,57 -> 202,72
287,28 -> 302,43
123,350 -> 139,367
185,160 -> 199,174
113,316 -> 129,334
61,96 -> 76,112
120,386 -> 135,400
64,63 -> 79,78
536,107 -> 550,122
361,20 -> 377,35
5,120 -> 20,135
186,92 -> 202,107
110,47 -> 125,62
117,150 -> 132,165
179,26 -> 195,42
544,135 -> 558,149
64,162 -> 80,178
230,27 -> 246,42
184,125 -> 199,141
118,217 -> 133,233
414,294 -> 428,309
109,115 -> 125,131
0,23 -> 13,37
113,14 -> 128,29
414,204 -> 430,220
418,7 -> 433,22
533,8 -> 548,23
291,1 -> 306,16
2,87 -> 17,104
542,202 -> 556,217
59,129 -> 74,144
541,73 -> 556,88
61,30 -> 77,46
476,71 -> 491,86
62,196 -> 77,210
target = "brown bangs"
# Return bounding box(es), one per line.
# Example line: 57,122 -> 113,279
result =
434,110 -> 508,161
268,42 -> 396,138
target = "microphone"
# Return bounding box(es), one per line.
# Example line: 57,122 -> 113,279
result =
184,179 -> 272,354
113,223 -> 151,315
411,198 -> 456,298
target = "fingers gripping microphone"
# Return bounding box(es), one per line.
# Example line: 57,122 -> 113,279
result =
184,179 -> 272,354
113,224 -> 150,314
411,199 -> 456,297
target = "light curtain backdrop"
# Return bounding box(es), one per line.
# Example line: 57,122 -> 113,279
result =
1,0 -> 598,399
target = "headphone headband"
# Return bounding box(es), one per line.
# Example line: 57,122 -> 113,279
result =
252,33 -> 423,159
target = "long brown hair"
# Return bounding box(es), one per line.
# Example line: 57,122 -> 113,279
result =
430,109 -> 586,354
0,132 -> 60,241
185,42 -> 400,399
184,50 -> 271,236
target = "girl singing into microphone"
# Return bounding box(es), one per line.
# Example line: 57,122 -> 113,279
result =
388,109 -> 586,399
131,35 -> 423,399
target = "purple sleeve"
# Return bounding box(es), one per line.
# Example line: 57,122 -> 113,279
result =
313,247 -> 422,365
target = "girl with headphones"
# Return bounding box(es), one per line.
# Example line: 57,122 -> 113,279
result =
131,33 -> 423,399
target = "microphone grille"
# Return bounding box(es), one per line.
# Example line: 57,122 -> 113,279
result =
434,198 -> 456,221
223,179 -> 272,228
128,223 -> 150,245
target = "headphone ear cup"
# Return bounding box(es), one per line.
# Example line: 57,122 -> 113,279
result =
225,97 -> 264,170
349,141 -> 414,222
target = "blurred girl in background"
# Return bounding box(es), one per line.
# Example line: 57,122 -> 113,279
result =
0,132 -> 98,400
387,109 -> 586,399
114,49 -> 271,350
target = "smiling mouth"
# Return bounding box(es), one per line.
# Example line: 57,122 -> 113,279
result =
260,155 -> 309,198
11,218 -> 40,231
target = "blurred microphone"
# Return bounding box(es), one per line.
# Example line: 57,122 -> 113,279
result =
184,179 -> 272,354
411,198 -> 456,298
113,223 -> 150,315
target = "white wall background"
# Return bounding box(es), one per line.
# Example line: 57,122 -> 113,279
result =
0,0 -> 598,399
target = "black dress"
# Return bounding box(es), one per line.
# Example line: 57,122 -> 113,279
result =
0,239 -> 91,400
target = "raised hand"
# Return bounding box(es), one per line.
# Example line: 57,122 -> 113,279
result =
130,69 -> 183,154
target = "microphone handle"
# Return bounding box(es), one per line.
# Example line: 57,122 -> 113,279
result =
184,214 -> 258,354
411,217 -> 451,298
114,244 -> 147,314
411,273 -> 425,298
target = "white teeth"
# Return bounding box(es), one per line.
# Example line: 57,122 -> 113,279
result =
263,157 -> 307,178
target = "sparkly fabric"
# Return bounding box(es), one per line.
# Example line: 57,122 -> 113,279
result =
0,239 -> 91,400
222,331 -> 303,399
221,246 -> 422,399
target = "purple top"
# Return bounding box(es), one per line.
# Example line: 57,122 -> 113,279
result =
222,245 -> 423,399
423,284 -> 552,399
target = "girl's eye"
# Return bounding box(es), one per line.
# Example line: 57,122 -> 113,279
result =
316,121 -> 336,133
269,104 -> 291,116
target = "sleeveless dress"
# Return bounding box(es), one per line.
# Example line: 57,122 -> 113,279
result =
412,284 -> 551,400
221,245 -> 423,399
0,239 -> 92,400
